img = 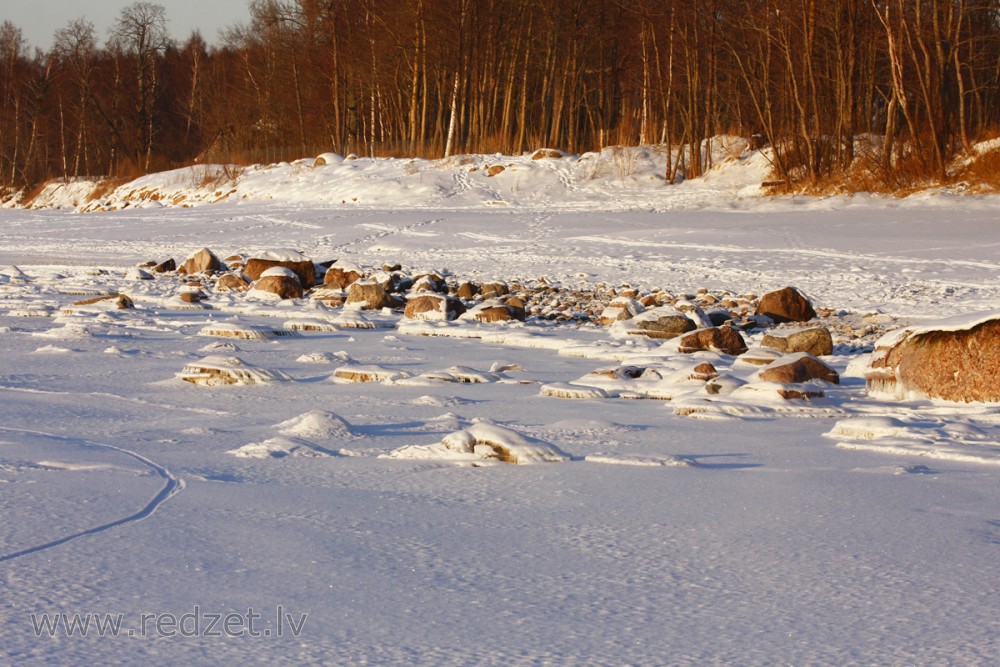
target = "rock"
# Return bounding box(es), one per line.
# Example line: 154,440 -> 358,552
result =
346,279 -> 393,310
244,258 -> 316,289
216,273 -> 250,292
126,267 -> 154,280
481,281 -> 509,298
673,300 -> 714,328
463,300 -> 525,323
761,326 -> 833,356
598,298 -> 643,326
72,293 -> 134,309
454,281 -> 479,299
412,273 -> 447,293
690,362 -> 719,381
759,353 -> 840,385
678,326 -> 748,356
776,387 -> 827,400
179,291 -> 203,303
486,164 -> 506,176
324,261 -> 364,289
404,294 -> 466,321
705,374 -> 747,395
738,347 -> 784,367
865,314 -> 1000,402
178,248 -> 223,276
252,274 -> 303,299
626,306 -> 696,339
531,148 -> 564,160
706,309 -> 732,326
152,258 -> 176,273
755,286 -> 817,323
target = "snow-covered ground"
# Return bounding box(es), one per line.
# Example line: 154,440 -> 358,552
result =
2,147 -> 1000,664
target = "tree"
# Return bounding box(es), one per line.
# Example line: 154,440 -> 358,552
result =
110,1 -> 170,172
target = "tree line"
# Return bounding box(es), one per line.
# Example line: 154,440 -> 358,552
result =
2,0 -> 1000,193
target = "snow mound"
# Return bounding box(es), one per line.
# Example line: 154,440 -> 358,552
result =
228,437 -> 331,459
383,423 -> 569,465
827,417 -> 914,440
276,410 -> 358,440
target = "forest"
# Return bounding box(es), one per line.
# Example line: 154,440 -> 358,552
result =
2,0 -> 1000,194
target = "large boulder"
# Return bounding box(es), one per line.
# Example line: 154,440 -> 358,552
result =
404,294 -> 466,321
244,257 -> 316,289
250,267 -> 303,299
755,286 -> 817,323
480,281 -> 509,299
346,279 -> 393,310
759,353 -> 839,385
324,261 -> 364,289
624,305 -> 696,339
598,298 -> 643,327
678,326 -> 748,356
215,273 -> 250,292
865,313 -> 1000,402
462,300 -> 525,323
152,258 -> 176,273
178,248 -> 223,276
761,326 -> 833,356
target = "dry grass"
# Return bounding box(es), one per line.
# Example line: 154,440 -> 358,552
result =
951,145 -> 1000,193
85,177 -> 129,204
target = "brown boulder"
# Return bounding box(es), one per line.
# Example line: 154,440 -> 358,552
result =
628,306 -> 696,339
690,362 -> 719,381
73,293 -> 134,309
759,353 -> 839,385
252,275 -> 303,299
324,264 -> 364,289
454,281 -> 479,299
404,294 -> 466,321
346,279 -> 393,310
481,281 -> 509,298
755,287 -> 817,323
178,248 -> 223,276
244,258 -> 316,289
531,148 -> 564,160
152,258 -> 176,273
468,302 -> 525,323
412,273 -> 447,293
216,273 -> 250,292
866,316 -> 1000,402
762,326 -> 833,356
678,326 -> 748,356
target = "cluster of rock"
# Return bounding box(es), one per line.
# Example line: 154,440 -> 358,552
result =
139,247 -> 998,404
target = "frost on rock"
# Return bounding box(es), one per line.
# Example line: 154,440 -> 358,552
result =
177,355 -> 292,386
331,364 -> 411,384
540,382 -> 610,399
283,318 -> 338,332
198,322 -> 300,340
384,423 -> 569,465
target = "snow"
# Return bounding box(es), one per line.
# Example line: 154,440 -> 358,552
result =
2,145 -> 1000,664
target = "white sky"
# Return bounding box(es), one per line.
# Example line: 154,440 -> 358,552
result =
4,0 -> 252,52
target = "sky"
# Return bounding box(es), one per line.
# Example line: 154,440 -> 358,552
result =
4,0 -> 252,52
